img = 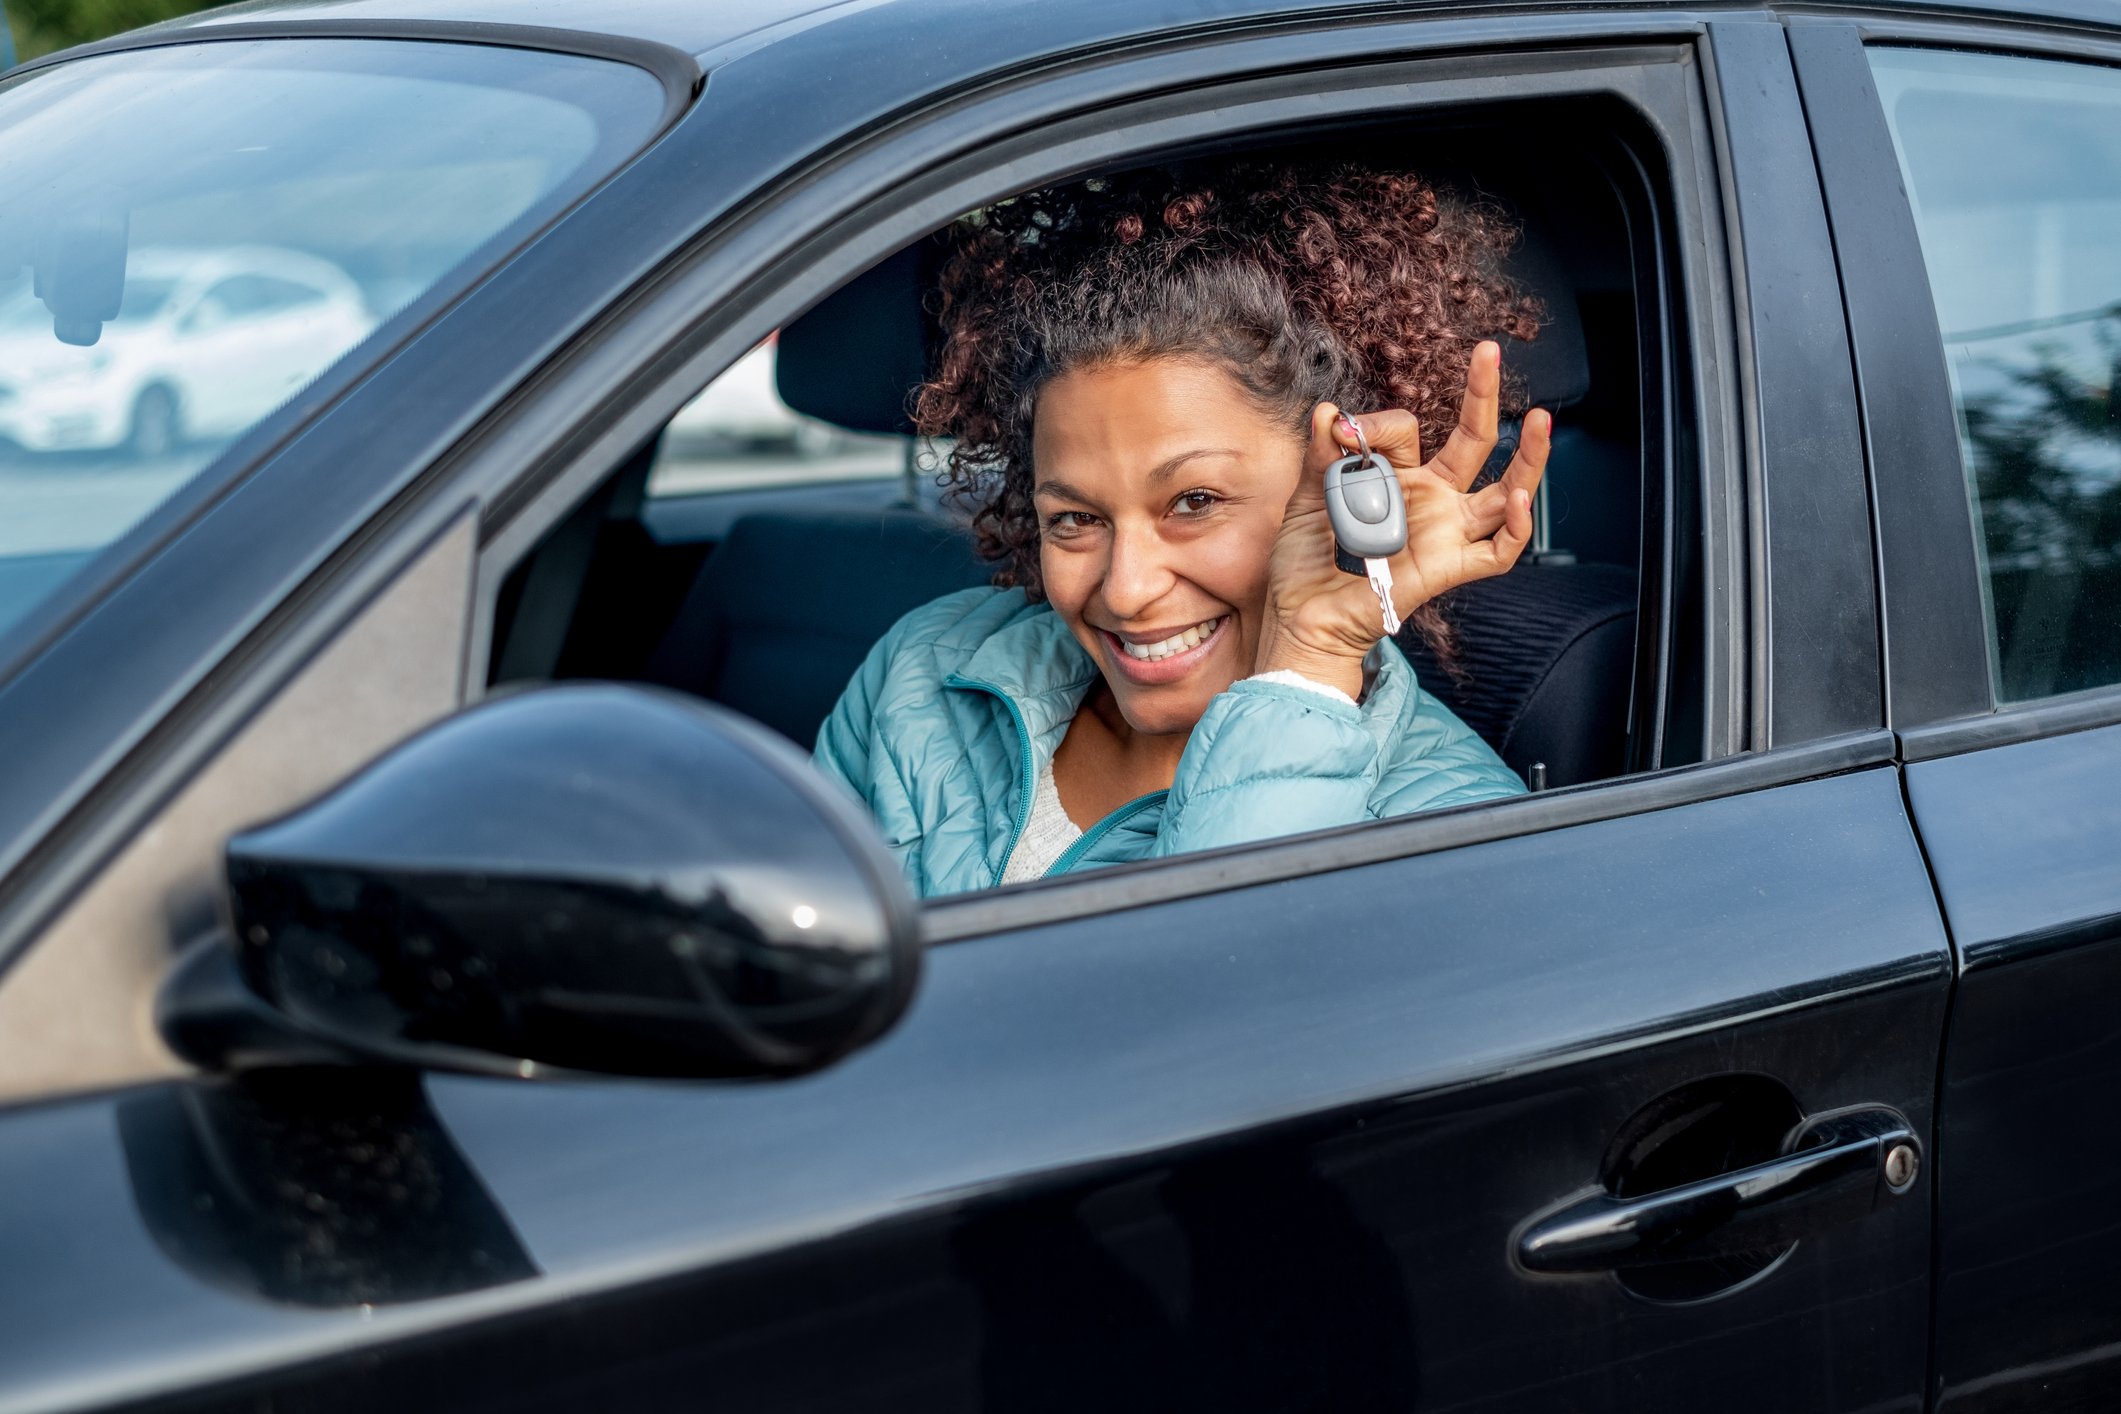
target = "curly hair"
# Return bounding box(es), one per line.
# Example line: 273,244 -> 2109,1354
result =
913,159 -> 1541,656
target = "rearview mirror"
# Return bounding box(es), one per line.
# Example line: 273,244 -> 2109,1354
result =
159,685 -> 920,1080
35,189 -> 128,346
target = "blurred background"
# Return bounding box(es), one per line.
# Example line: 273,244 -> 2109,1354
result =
8,0 -> 221,63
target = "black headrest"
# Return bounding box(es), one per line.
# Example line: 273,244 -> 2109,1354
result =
777,238 -> 942,437
776,216 -> 1591,435
1502,226 -> 1590,410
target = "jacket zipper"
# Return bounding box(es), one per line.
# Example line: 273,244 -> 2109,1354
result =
943,673 -> 1038,889
1042,791 -> 1166,878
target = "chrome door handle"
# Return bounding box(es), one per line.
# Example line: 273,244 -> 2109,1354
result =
1517,1106 -> 1920,1275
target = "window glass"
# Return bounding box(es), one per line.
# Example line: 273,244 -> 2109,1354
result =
1872,49 -> 2121,701
0,38 -> 666,646
646,336 -> 910,496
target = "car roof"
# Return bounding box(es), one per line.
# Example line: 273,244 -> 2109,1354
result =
150,0 -> 2121,65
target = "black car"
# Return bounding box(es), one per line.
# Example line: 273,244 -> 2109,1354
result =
0,0 -> 2114,1409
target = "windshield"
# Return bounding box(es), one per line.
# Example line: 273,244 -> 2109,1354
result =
0,38 -> 666,644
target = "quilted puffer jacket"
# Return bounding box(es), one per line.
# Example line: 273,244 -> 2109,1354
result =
812,586 -> 1524,898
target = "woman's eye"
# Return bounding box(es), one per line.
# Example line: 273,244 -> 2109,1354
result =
1043,510 -> 1101,538
1174,490 -> 1221,517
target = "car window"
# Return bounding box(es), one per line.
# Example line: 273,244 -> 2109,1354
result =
493,97 -> 1713,904
0,38 -> 666,647
1871,48 -> 2121,703
645,335 -> 910,496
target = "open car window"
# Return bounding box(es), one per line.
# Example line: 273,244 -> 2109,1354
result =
489,97 -> 1703,898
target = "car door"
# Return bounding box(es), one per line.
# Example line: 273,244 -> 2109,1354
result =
1794,15 -> 2121,1412
0,11 -> 1953,1413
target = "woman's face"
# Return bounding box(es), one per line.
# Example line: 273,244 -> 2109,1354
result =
1032,357 -> 1306,737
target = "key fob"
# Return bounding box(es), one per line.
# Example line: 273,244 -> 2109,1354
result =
1325,450 -> 1407,575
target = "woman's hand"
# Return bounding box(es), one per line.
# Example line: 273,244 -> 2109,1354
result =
1253,341 -> 1551,698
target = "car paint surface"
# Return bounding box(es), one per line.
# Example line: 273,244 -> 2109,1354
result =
0,767 -> 1947,1411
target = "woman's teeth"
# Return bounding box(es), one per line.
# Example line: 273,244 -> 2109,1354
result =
1119,618 -> 1222,662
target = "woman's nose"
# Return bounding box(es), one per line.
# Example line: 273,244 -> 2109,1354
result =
1098,520 -> 1177,621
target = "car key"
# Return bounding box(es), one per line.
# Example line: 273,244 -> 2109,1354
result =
1323,418 -> 1407,636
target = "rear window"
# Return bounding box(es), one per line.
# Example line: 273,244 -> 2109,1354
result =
1871,48 -> 2121,703
0,38 -> 666,645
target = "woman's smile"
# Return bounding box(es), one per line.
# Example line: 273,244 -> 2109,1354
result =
1099,614 -> 1231,685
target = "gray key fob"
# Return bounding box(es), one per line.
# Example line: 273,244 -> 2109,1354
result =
1325,450 -> 1407,575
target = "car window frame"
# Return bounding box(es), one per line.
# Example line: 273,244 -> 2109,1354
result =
1793,13 -> 2121,761
457,20 -> 1893,940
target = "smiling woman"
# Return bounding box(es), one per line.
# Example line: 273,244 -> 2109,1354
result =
810,160 -> 1552,896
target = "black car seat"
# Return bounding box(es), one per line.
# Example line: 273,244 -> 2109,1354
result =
1394,564 -> 1636,788
643,505 -> 993,746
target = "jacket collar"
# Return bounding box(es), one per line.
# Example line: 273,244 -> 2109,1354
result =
948,603 -> 1102,758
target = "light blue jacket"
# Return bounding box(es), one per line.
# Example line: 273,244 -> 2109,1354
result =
813,586 -> 1524,897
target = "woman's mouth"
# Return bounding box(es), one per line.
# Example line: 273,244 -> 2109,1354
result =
1101,615 -> 1229,685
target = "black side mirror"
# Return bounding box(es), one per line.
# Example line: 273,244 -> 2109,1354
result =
160,685 -> 920,1081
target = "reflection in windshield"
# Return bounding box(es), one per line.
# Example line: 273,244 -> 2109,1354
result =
0,38 -> 664,647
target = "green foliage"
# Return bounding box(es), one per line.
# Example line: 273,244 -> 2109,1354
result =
8,0 -> 226,62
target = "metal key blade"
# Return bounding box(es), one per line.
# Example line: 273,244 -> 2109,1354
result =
1365,556 -> 1402,636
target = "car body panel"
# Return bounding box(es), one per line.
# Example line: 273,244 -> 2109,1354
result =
1796,11 -> 2121,1410
0,767 -> 1946,1411
1906,725 -> 2121,1411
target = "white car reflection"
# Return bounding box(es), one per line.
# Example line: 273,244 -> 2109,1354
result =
663,336 -> 848,458
0,247 -> 373,457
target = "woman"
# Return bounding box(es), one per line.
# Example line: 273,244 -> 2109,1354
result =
814,161 -> 1552,897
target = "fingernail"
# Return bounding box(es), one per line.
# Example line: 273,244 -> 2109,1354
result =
1336,413 -> 1360,443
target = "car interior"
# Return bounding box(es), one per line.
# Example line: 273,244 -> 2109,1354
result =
486,100 -> 1700,856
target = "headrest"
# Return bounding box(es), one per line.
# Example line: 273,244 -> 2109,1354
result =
1501,225 -> 1590,411
776,217 -> 1592,435
776,238 -> 941,437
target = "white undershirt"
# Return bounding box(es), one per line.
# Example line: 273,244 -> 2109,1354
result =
1000,756 -> 1082,884
998,671 -> 1355,884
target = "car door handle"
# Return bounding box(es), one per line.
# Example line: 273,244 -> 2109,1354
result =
1516,1106 -> 1919,1275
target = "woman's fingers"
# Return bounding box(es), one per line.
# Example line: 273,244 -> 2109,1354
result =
1472,486 -> 1537,577
1465,412 -> 1551,578
1432,341 -> 1503,491
1334,407 -> 1422,467
1462,481 -> 1510,539
1502,407 -> 1553,502
1452,409 -> 1551,535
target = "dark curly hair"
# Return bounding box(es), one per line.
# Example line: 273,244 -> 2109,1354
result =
914,159 -> 1540,656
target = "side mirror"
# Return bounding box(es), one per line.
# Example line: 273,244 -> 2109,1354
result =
159,685 -> 920,1081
